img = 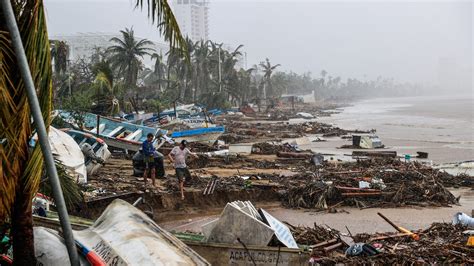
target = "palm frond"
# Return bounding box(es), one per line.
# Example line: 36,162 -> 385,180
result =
39,159 -> 83,210
135,0 -> 187,56
0,0 -> 52,219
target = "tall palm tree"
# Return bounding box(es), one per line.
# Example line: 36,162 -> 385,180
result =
259,58 -> 280,99
0,0 -> 185,263
107,28 -> 155,90
50,40 -> 69,74
151,52 -> 166,92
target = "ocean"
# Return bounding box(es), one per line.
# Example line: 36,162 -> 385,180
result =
317,94 -> 474,164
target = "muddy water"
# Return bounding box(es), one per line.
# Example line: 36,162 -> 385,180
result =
161,188 -> 474,234
317,95 -> 474,164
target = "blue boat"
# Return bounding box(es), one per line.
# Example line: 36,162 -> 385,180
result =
171,126 -> 225,144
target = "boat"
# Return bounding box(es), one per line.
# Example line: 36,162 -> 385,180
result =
32,201 -> 311,266
61,128 -> 111,175
58,111 -> 166,152
179,238 -> 310,265
33,199 -> 209,265
31,127 -> 88,183
171,126 -> 225,144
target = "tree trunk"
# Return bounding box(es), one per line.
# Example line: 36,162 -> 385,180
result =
11,178 -> 36,265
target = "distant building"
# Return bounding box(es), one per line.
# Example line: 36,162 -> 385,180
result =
170,0 -> 209,41
50,32 -> 169,67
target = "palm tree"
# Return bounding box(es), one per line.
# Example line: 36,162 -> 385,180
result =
50,40 -> 69,74
0,0 -> 185,263
151,52 -> 166,92
107,28 -> 155,90
259,58 -> 280,99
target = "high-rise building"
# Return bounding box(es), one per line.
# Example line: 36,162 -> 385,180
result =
171,0 -> 209,41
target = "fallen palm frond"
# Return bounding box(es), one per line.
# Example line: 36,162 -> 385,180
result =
39,160 -> 83,210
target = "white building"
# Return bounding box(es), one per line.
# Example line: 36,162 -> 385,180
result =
170,0 -> 209,41
50,32 -> 169,67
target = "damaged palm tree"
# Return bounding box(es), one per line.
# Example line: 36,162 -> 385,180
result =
0,0 -> 185,264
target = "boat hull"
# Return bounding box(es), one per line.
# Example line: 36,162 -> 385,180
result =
183,241 -> 310,266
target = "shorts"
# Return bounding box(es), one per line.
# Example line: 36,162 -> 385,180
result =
144,156 -> 155,169
175,168 -> 191,182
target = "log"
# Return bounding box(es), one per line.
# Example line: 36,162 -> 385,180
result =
276,151 -> 313,159
341,192 -> 382,197
352,150 -> 397,158
323,242 -> 343,252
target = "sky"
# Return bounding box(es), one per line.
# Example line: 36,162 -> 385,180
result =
44,0 -> 472,86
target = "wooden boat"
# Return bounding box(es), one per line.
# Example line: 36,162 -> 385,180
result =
171,126 -> 225,144
61,128 -> 111,175
58,111 -> 165,152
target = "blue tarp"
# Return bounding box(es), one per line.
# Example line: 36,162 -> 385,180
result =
171,126 -> 225,138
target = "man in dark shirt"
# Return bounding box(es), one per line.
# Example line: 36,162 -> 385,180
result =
142,133 -> 156,187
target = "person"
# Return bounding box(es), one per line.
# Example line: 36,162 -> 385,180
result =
142,133 -> 156,187
168,140 -> 198,200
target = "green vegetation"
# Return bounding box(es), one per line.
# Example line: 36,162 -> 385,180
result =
53,34 -> 420,115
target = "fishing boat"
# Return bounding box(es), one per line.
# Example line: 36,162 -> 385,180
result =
33,199 -> 209,265
31,127 -> 88,183
32,200 -> 310,266
58,111 -> 166,152
61,128 -> 111,175
171,126 -> 225,144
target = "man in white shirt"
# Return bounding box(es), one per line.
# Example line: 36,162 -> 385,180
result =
168,140 -> 198,200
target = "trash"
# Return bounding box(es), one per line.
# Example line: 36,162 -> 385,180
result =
311,153 -> 324,166
352,135 -> 384,149
452,212 -> 474,228
296,112 -> 315,119
345,243 -> 379,256
358,181 -> 370,189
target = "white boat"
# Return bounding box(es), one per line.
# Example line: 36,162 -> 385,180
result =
61,128 -> 111,176
171,126 -> 225,144
40,127 -> 87,183
34,199 -> 209,265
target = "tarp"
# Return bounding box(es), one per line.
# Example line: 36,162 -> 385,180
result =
73,199 -> 209,265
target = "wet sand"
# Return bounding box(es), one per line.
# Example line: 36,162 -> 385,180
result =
161,188 -> 473,234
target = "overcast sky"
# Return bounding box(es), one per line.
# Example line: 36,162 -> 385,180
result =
44,0 -> 472,85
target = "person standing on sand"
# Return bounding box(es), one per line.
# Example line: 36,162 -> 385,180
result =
142,133 -> 157,188
168,140 -> 198,200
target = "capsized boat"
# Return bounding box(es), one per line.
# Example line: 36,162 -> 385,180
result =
31,127 -> 87,183
58,111 -> 166,152
171,126 -> 225,144
61,128 -> 111,175
34,199 -> 209,265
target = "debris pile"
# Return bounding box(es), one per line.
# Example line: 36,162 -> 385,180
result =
322,223 -> 474,264
281,158 -> 461,209
285,222 -> 340,245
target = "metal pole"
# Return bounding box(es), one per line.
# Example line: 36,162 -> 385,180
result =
0,1 -> 80,265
